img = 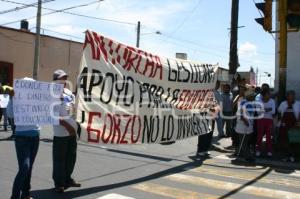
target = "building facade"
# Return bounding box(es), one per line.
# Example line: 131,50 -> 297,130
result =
0,26 -> 83,87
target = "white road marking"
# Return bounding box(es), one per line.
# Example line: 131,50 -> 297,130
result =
97,193 -> 135,199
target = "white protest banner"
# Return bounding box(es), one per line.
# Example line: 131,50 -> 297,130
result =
76,30 -> 218,144
0,94 -> 9,108
13,79 -> 64,125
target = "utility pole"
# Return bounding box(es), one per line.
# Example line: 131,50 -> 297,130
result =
228,0 -> 240,83
136,21 -> 141,48
256,67 -> 259,87
33,0 -> 42,80
278,0 -> 287,102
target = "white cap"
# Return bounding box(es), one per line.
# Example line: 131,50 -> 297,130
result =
21,77 -> 35,81
53,69 -> 68,80
244,84 -> 255,97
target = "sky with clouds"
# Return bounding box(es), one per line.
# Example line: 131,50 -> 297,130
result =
0,0 -> 275,86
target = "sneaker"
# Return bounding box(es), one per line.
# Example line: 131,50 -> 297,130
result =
229,153 -> 238,158
245,157 -> 256,163
21,196 -> 33,199
255,151 -> 261,157
54,187 -> 64,193
231,158 -> 243,164
267,152 -> 272,157
225,145 -> 236,150
66,180 -> 81,187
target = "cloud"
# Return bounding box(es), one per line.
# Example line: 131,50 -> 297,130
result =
50,25 -> 85,36
239,41 -> 257,59
74,0 -> 188,31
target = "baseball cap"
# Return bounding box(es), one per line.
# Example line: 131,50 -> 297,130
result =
53,69 -> 68,80
244,84 -> 255,97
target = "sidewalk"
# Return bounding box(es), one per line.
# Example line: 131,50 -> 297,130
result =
210,134 -> 300,170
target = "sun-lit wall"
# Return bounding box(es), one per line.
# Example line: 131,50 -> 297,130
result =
0,26 -> 83,91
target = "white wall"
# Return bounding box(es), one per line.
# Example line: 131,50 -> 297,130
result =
275,31 -> 300,100
286,32 -> 300,99
275,1 -> 300,100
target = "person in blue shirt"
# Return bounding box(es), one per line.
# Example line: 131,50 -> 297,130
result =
212,81 -> 225,138
233,86 -> 256,163
9,78 -> 40,199
221,83 -> 234,137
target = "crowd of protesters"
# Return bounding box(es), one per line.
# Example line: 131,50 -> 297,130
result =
208,78 -> 300,164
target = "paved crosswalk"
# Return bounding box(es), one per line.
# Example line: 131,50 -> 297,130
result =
97,155 -> 300,199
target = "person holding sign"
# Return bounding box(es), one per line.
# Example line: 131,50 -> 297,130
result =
10,78 -> 40,199
52,69 -> 80,193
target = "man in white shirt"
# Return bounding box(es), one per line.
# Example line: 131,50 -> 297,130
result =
52,69 -> 81,193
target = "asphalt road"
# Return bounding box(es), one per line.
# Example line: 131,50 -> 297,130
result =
1,125 -> 300,199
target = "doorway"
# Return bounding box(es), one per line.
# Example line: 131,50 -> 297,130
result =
0,61 -> 13,86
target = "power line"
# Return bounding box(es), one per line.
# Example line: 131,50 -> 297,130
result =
0,0 -> 54,15
33,26 -> 274,63
1,0 -> 102,26
0,0 -> 136,26
158,33 -> 273,65
40,27 -> 84,40
57,9 -> 136,26
1,24 -> 273,67
162,0 -> 203,42
160,32 -> 274,56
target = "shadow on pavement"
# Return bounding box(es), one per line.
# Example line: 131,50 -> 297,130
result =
218,168 -> 273,199
31,159 -> 203,199
106,148 -> 173,162
0,137 -> 13,141
273,168 -> 295,174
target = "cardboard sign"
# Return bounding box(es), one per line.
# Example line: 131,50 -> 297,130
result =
13,79 -> 64,125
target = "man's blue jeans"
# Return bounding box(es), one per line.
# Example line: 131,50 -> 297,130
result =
215,113 -> 224,136
11,136 -> 39,199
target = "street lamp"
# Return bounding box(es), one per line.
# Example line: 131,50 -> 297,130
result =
264,72 -> 272,87
258,72 -> 272,87
141,31 -> 162,36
